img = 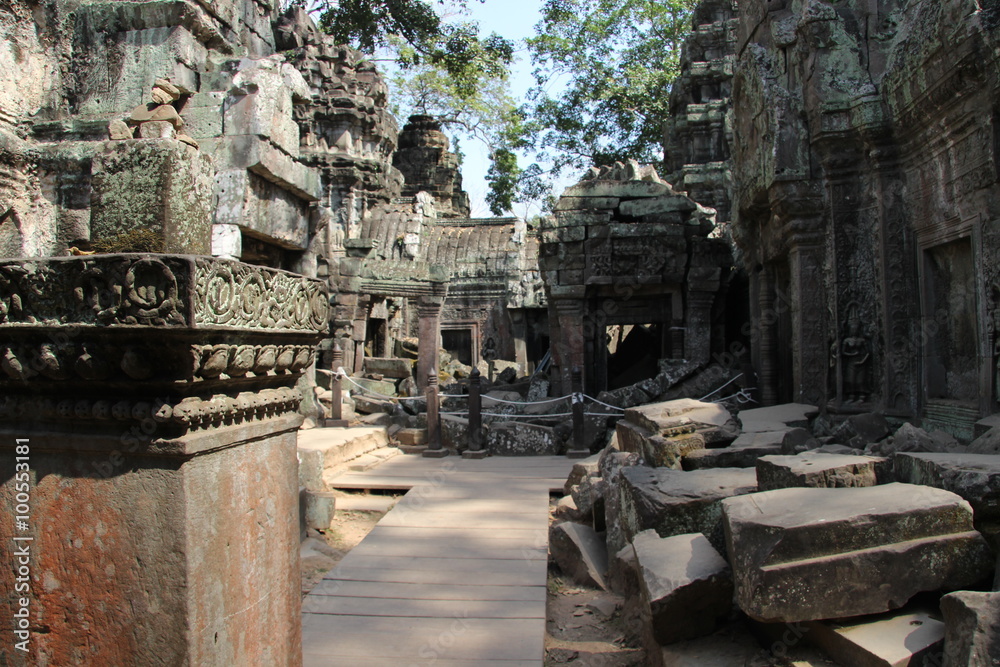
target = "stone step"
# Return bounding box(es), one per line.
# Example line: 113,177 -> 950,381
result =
334,494 -> 399,512
297,426 -> 390,492
340,446 -> 400,474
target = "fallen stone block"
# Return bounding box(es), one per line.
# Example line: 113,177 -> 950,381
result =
620,420 -> 707,469
803,608 -> 945,667
756,452 -> 881,491
832,412 -> 891,449
487,421 -> 558,455
625,398 -> 739,447
351,394 -> 395,415
723,483 -> 994,623
608,543 -> 640,598
554,495 -> 585,522
633,530 -> 733,645
969,426 -> 1000,455
396,427 -> 427,447
362,357 -> 413,379
570,475 -> 606,524
350,376 -> 398,397
894,453 -> 1000,522
940,590 -> 1000,667
564,453 -> 601,494
872,422 -> 962,456
781,427 -> 822,454
738,403 -> 818,433
601,449 -> 643,555
618,466 -> 757,554
683,431 -> 784,470
549,521 -> 609,590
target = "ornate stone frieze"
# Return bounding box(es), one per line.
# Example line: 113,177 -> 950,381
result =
0,254 -> 328,433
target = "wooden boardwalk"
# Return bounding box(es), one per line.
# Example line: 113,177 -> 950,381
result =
301,453 -> 576,667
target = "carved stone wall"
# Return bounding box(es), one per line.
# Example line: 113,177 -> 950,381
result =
540,160 -> 731,394
393,115 -> 471,219
664,0 -> 737,227
731,0 -> 1000,433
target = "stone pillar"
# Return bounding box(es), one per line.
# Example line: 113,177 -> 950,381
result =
757,267 -> 780,406
0,255 -> 328,666
423,371 -> 446,458
567,367 -> 590,459
351,294 -> 371,375
685,291 -> 717,364
788,234 -> 828,406
416,286 -> 448,391
326,342 -> 348,428
462,368 -> 487,459
552,295 -> 586,396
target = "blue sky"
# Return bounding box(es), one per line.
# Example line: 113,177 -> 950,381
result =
441,0 -> 576,218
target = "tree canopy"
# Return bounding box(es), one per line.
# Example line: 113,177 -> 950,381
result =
288,0 -> 698,215
522,0 -> 698,178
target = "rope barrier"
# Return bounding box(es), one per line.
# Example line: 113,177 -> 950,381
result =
581,394 -> 626,412
698,373 -> 744,402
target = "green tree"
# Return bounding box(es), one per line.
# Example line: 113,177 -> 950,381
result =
287,1 -> 521,214
523,0 -> 698,177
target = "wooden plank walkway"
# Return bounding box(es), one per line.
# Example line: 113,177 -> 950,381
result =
301,453 -> 575,667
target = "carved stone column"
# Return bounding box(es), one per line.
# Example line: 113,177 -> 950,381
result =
0,255 -> 328,667
552,295 -> 586,395
416,283 -> 448,390
685,290 -> 717,364
788,232 -> 828,406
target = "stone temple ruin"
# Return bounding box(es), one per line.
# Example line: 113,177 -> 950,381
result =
3,0 -> 1000,665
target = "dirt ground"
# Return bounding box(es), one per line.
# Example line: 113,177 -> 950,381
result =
300,496 -> 398,595
544,571 -> 645,666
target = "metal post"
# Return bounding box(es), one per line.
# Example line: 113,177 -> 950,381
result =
567,366 -> 590,458
325,342 -> 348,428
463,367 -> 487,459
423,370 -> 447,457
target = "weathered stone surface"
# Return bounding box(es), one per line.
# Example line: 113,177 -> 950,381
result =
564,453 -> 601,494
626,398 -> 738,447
832,413 -> 892,449
617,419 -> 706,469
632,530 -> 733,645
90,139 -> 214,255
781,427 -> 822,454
618,466 -> 757,554
351,395 -> 395,414
940,590 -> 1000,667
722,484 -> 994,623
683,431 -> 785,470
869,422 -> 963,457
601,449 -> 643,556
756,452 -> 881,491
570,475 -> 606,521
803,609 -> 946,667
362,357 -> 413,379
894,453 -> 1000,521
738,404 -> 819,433
563,179 -> 673,199
549,522 -> 609,590
970,427 -> 1000,456
486,421 -> 558,456
396,428 -> 427,446
350,376 -> 397,397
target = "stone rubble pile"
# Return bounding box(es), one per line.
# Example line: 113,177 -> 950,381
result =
550,399 -> 1000,665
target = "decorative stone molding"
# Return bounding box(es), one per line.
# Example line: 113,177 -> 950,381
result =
0,254 -> 328,434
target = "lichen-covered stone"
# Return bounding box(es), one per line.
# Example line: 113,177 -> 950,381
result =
486,421 -> 558,456
940,590 -> 1000,667
756,452 -> 881,491
90,139 -> 214,255
723,484 -> 994,623
618,466 -> 757,554
632,530 -> 733,645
